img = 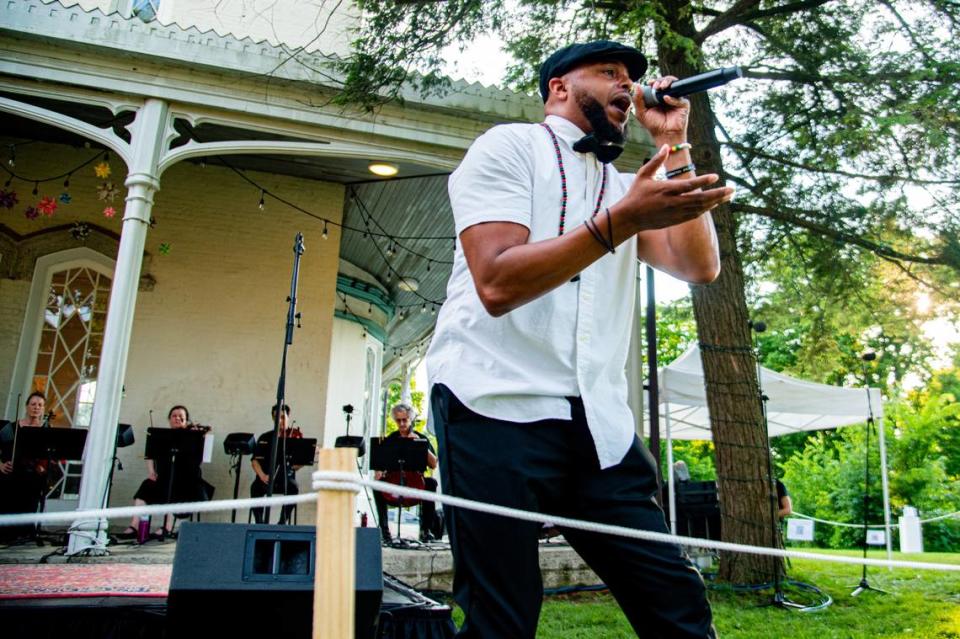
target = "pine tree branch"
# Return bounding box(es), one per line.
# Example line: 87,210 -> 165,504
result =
731,202 -> 955,268
695,0 -> 835,43
695,0 -> 761,43
742,68 -> 952,85
722,141 -> 960,185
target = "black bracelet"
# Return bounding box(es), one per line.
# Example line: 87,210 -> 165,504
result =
585,216 -> 615,254
603,208 -> 615,254
584,216 -> 606,250
665,163 -> 696,179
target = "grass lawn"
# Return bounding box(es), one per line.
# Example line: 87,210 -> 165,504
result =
449,550 -> 960,638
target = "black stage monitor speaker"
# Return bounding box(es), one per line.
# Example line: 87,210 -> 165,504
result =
168,523 -> 383,639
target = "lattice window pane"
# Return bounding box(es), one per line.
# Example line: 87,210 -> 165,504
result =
32,266 -> 112,427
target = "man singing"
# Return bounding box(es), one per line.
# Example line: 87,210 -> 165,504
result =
425,41 -> 733,638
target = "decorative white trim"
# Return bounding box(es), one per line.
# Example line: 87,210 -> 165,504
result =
5,247 -> 117,419
0,96 -> 133,165
158,139 -> 458,176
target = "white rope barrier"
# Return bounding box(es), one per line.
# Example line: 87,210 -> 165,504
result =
313,472 -> 960,573
0,472 -> 956,574
0,492 -> 321,528
792,510 -> 960,529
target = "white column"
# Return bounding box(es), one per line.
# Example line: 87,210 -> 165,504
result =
400,363 -> 413,406
875,390 -> 893,567
68,99 -> 169,555
666,400 -> 677,536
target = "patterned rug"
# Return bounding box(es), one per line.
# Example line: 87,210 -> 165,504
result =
0,564 -> 171,599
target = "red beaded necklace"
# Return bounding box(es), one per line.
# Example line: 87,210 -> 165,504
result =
539,123 -> 608,236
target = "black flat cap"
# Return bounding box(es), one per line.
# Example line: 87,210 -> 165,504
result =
539,40 -> 648,102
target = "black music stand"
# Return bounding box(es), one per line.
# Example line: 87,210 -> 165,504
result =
224,433 -> 257,523
370,438 -> 428,544
13,427 -> 87,541
253,437 -> 317,525
145,428 -> 206,530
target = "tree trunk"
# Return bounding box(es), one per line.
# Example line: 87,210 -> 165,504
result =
658,0 -> 783,584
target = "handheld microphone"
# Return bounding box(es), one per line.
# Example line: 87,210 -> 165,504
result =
642,66 -> 743,107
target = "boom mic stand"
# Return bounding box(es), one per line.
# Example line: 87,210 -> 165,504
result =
851,351 -> 887,597
264,233 -> 304,523
751,320 -> 803,610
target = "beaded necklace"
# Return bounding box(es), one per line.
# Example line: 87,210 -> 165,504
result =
539,123 -> 608,236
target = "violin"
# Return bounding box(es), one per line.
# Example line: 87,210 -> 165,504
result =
281,426 -> 303,439
187,422 -> 212,434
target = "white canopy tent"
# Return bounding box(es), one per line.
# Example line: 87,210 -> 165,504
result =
646,345 -> 891,560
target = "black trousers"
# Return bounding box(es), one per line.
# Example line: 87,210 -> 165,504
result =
249,474 -> 298,524
431,384 -> 715,639
373,476 -> 438,539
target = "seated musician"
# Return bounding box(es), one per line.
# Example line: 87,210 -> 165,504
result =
119,405 -> 213,540
0,392 -> 50,541
373,402 -> 439,544
250,403 -> 303,525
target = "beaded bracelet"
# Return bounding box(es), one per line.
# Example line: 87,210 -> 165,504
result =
668,143 -> 692,154
665,163 -> 696,179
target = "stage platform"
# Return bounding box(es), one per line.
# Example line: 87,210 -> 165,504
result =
0,528 -> 598,592
0,528 -> 597,638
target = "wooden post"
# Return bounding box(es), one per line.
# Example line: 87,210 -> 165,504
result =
313,448 -> 356,639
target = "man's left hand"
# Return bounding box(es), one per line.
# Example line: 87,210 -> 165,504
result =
633,76 -> 689,143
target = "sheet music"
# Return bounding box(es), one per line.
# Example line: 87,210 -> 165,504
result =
202,433 -> 214,463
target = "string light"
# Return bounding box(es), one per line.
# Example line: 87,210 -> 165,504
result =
63,175 -> 71,188
421,304 -> 427,314
258,189 -> 265,211
322,221 -> 328,239
32,182 -> 38,196
7,145 -> 15,168
431,305 -> 437,315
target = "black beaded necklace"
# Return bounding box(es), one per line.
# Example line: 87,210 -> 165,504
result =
539,123 -> 608,237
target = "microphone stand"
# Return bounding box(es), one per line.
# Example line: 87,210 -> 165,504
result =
264,233 -> 304,523
751,321 -> 803,610
852,352 -> 887,596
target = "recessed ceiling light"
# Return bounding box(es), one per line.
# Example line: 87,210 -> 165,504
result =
368,162 -> 398,177
397,277 -> 419,292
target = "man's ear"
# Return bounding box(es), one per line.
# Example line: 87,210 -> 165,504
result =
547,76 -> 568,102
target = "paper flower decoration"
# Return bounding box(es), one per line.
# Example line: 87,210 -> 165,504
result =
94,162 -> 111,179
59,192 -> 72,204
37,196 -> 57,217
71,222 -> 91,242
97,182 -> 119,202
0,189 -> 17,209
103,206 -> 116,218
24,206 -> 38,220
158,242 -> 171,255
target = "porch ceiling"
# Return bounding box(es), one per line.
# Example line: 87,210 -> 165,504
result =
343,176 -> 452,364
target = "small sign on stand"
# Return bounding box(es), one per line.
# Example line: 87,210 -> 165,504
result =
786,518 -> 814,542
866,529 -> 886,546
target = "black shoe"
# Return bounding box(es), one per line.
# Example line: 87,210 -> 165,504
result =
116,527 -> 138,540
380,530 -> 392,544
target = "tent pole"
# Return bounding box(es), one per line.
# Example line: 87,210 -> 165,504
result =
666,396 -> 677,536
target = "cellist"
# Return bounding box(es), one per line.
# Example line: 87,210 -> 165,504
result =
373,402 -> 439,544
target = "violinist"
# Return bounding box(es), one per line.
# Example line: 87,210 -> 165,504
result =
250,403 -> 302,525
0,392 -> 49,541
373,402 -> 439,544
118,405 -> 214,540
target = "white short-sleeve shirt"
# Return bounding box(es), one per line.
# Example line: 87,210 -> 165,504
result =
426,114 -> 640,469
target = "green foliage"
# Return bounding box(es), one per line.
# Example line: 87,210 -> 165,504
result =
781,370 -> 960,551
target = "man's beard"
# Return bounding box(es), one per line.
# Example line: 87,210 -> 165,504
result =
575,90 -> 627,145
